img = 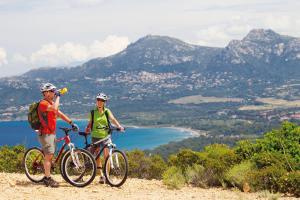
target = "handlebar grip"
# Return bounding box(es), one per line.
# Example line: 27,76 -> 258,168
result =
78,132 -> 88,136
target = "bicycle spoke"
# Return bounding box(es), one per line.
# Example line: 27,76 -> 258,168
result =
63,149 -> 96,187
24,148 -> 45,183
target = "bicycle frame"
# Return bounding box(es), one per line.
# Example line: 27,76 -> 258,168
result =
48,127 -> 76,166
79,127 -> 120,160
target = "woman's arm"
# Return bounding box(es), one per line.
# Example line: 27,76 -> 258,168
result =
109,112 -> 124,131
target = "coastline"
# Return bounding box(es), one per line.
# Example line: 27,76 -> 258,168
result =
0,120 -> 207,138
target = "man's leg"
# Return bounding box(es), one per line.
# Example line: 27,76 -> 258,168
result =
44,153 -> 53,177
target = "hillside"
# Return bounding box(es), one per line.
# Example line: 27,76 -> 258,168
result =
1,29 -> 300,136
1,173 -> 297,200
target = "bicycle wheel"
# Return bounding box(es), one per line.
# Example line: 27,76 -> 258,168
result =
62,148 -> 96,187
59,149 -> 70,182
104,149 -> 128,187
23,147 -> 45,183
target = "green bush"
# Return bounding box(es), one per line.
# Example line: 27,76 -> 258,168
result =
185,164 -> 207,188
148,154 -> 167,179
225,160 -> 255,189
234,140 -> 257,160
197,144 -> 239,187
126,149 -> 166,179
0,145 -> 25,173
278,171 -> 300,197
168,149 -> 200,172
251,151 -> 297,171
255,121 -> 300,170
248,165 -> 287,192
162,166 -> 185,189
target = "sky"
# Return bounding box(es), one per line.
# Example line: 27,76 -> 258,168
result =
1,0 -> 300,77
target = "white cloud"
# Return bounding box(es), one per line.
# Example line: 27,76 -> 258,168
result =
0,48 -> 8,66
29,35 -> 129,67
89,35 -> 130,58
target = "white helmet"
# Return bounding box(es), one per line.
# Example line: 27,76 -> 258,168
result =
96,93 -> 108,101
40,83 -> 56,92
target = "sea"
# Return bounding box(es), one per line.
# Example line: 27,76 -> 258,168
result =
0,121 -> 194,150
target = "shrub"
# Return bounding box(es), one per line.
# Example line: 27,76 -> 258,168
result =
185,164 -> 207,188
251,151 -> 297,171
234,140 -> 257,161
0,145 -> 25,173
248,165 -> 287,192
148,154 -> 167,179
168,149 -> 200,172
278,171 -> 300,197
162,166 -> 185,189
126,149 -> 166,179
256,121 -> 300,170
197,144 -> 239,187
225,160 -> 255,190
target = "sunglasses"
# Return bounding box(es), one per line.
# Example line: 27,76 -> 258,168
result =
96,99 -> 105,102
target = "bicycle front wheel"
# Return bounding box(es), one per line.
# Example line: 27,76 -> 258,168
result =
104,149 -> 128,187
62,148 -> 96,187
23,147 -> 45,183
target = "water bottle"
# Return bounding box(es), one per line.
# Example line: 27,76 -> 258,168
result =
58,87 -> 68,95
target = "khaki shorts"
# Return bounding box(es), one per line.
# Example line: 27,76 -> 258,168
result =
38,134 -> 56,154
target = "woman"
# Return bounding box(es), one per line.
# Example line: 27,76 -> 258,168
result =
85,92 -> 124,184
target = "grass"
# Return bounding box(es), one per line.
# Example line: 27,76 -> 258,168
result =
168,95 -> 243,104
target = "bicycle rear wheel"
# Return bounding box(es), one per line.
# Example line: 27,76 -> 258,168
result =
23,147 -> 45,183
104,149 -> 128,187
62,148 -> 96,187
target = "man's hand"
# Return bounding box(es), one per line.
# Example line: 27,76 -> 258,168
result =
54,90 -> 61,97
71,123 -> 79,131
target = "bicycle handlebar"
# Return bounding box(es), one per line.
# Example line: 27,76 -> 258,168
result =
59,126 -> 78,135
78,126 -> 125,137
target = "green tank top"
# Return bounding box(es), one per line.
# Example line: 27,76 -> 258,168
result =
89,107 -> 111,139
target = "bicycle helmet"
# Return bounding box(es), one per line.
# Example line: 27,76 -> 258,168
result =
40,83 -> 57,92
96,93 -> 108,101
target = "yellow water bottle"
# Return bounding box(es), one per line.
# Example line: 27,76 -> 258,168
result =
59,87 -> 68,95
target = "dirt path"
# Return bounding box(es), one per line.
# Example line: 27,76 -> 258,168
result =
0,173 -> 297,200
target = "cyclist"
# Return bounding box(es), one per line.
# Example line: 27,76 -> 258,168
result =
38,83 -> 79,187
85,92 -> 124,184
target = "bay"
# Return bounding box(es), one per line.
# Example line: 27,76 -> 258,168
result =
0,121 -> 193,150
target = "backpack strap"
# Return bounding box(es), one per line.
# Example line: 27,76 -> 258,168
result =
90,110 -> 94,131
104,109 -> 112,134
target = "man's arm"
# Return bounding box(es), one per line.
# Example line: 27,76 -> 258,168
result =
46,96 -> 60,111
57,110 -> 72,124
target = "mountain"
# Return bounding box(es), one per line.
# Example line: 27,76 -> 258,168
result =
1,29 -> 300,130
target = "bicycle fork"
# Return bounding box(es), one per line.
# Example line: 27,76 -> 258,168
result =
108,144 -> 119,169
68,143 -> 83,169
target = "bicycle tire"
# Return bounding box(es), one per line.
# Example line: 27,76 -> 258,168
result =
23,147 -> 45,183
62,148 -> 96,187
59,149 -> 70,182
104,149 -> 128,187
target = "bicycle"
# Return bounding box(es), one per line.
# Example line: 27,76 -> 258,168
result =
23,127 -> 97,187
78,126 -> 128,187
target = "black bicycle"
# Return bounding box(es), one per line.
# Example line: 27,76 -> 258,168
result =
78,127 -> 128,187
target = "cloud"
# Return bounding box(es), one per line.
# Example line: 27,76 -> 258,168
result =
29,35 -> 129,67
195,22 -> 252,47
0,48 -> 8,66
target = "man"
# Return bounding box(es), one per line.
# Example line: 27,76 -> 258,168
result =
38,83 -> 78,187
85,92 -> 124,184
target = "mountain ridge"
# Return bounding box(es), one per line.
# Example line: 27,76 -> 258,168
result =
0,29 -> 300,129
